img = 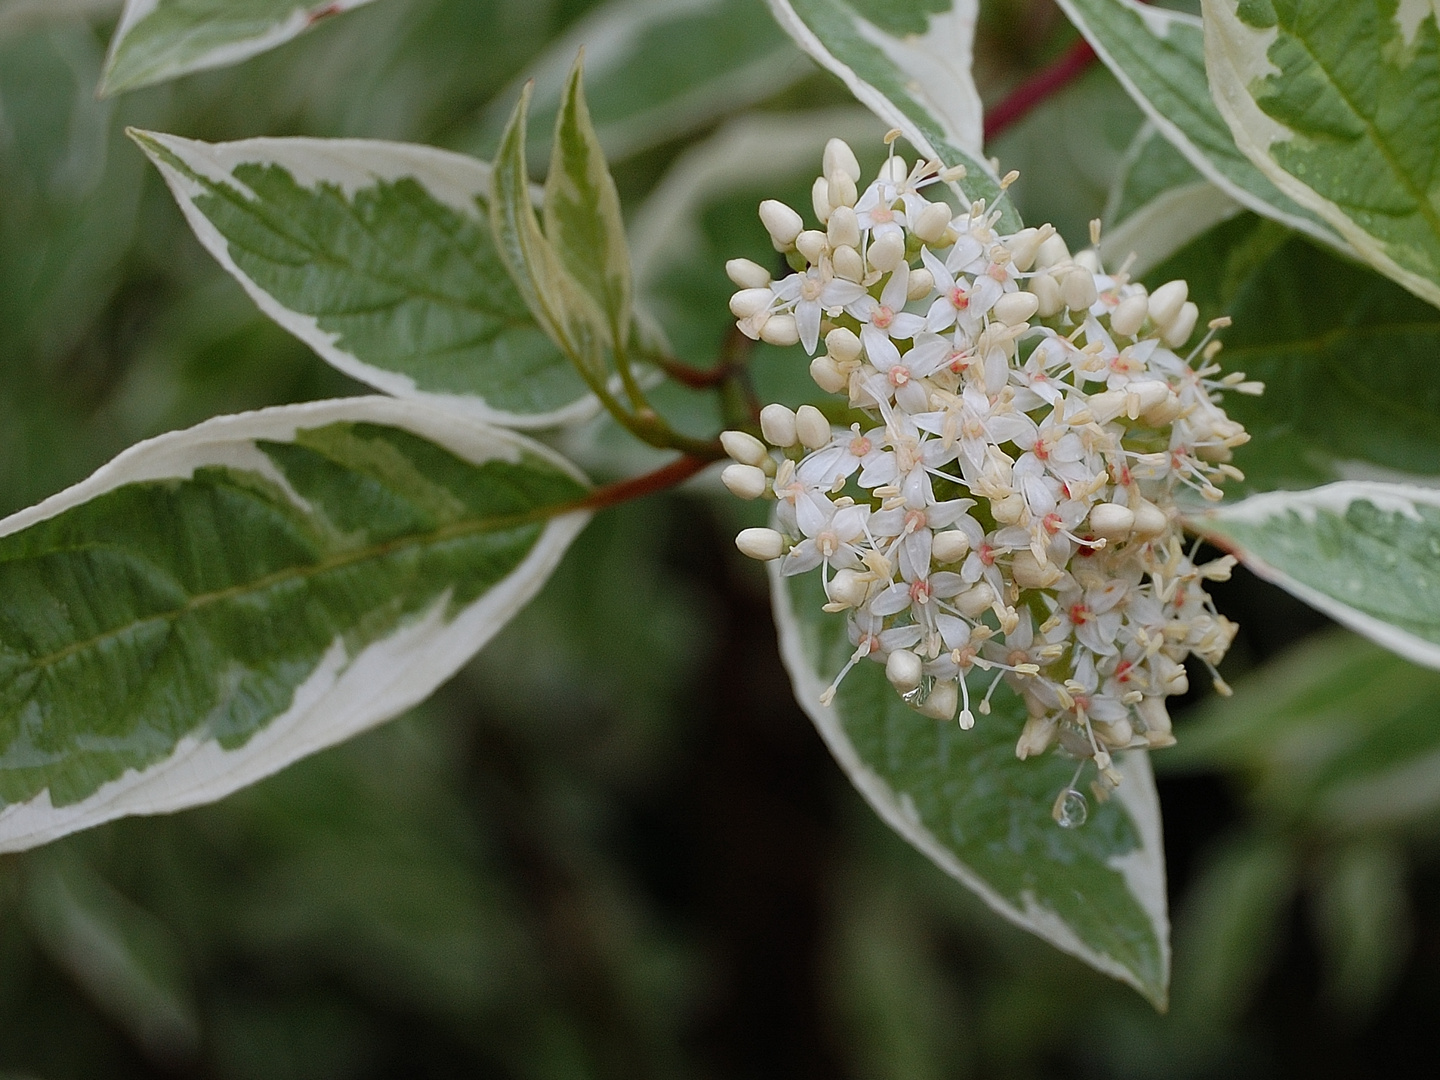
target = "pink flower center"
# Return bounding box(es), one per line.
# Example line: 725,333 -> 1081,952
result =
872,306 -> 894,330
910,579 -> 932,604
849,435 -> 872,456
949,286 -> 968,309
888,366 -> 911,386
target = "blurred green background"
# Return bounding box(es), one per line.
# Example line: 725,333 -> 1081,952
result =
2,1 -> 1439,1076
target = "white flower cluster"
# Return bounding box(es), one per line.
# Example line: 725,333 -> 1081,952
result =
721,136 -> 1261,808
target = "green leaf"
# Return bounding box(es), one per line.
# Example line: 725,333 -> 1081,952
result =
1145,214 -> 1440,491
1193,482 -> 1440,671
1103,122 -> 1243,277
464,0 -> 805,166
763,0 -> 1014,226
772,564 -> 1170,1007
545,54 -> 634,354
0,396 -> 591,852
130,129 -> 595,430
1203,0 -> 1440,308
0,0 -> 119,40
491,83 -> 616,386
100,0 -> 381,96
1054,0 -> 1345,250
22,847 -> 200,1058
1169,631 -> 1440,830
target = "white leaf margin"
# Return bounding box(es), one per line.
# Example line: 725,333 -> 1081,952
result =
1055,0 -> 1348,254
1200,0 -> 1440,308
769,558 -> 1170,1001
0,395 -> 592,853
133,129 -> 598,431
764,0 -> 991,175
1191,481 -> 1440,671
102,0 -> 380,94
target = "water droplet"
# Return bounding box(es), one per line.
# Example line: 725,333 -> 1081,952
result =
1052,788 -> 1088,829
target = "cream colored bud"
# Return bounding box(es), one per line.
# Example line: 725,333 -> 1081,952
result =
1005,227 -> 1043,272
735,527 -> 785,561
886,649 -> 924,694
810,355 -> 847,394
1012,550 -> 1063,588
827,171 -> 858,210
828,568 -> 869,608
1137,697 -> 1174,747
1036,233 -> 1070,268
1087,502 -> 1135,540
1060,268 -> 1098,311
1131,498 -> 1168,539
1162,301 -> 1199,347
1127,379 -> 1171,417
1073,248 -> 1102,273
1016,715 -> 1059,759
826,326 -> 863,363
721,464 -> 768,500
760,314 -> 800,347
867,231 -> 906,272
795,404 -> 831,450
880,155 -> 907,183
1147,279 -> 1188,329
729,288 -> 772,319
1030,273 -> 1063,317
810,176 -> 833,224
907,267 -> 935,301
917,679 -> 957,720
953,583 -> 994,619
912,201 -> 953,244
795,229 -> 828,264
1141,391 -> 1183,427
759,199 -> 804,250
832,244 -> 864,282
759,403 -> 798,447
1153,654 -> 1189,695
823,138 -> 862,182
720,429 -> 768,466
1094,717 -> 1135,749
931,529 -> 971,564
725,258 -> 771,290
1110,293 -> 1149,338
826,205 -> 860,250
992,291 -> 1039,326
991,492 -> 1026,524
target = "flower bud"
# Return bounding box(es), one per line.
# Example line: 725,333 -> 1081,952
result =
828,567 -> 869,608
1087,502 -> 1135,540
931,529 -> 970,564
867,231 -> 906,272
1060,268 -> 1098,311
759,199 -> 804,250
916,679 -> 957,720
912,201 -> 952,244
720,430 -> 768,466
1137,697 -> 1175,747
823,137 -> 862,181
795,404 -> 831,450
1035,233 -> 1070,268
736,527 -> 785,561
1030,273 -> 1063,317
721,464 -> 768,500
1109,292 -> 1149,338
1094,717 -> 1134,748
1162,301 -> 1199,347
810,355 -> 847,393
795,229 -> 828,264
1005,227 -> 1045,272
1073,248 -> 1102,273
1015,715 -> 1058,759
1141,391 -> 1183,427
1147,279 -> 1188,330
907,267 -> 935,301
760,313 -> 800,346
832,244 -> 864,282
952,583 -> 994,618
759,403 -> 798,447
992,291 -> 1039,326
810,176 -> 833,224
827,206 -> 861,250
725,259 -> 771,290
826,326 -> 862,362
729,288 -> 772,318
880,155 -> 907,183
885,649 -> 924,694
1012,550 -> 1064,588
1085,389 -> 1127,424
827,171 -> 858,210
1131,498 -> 1168,539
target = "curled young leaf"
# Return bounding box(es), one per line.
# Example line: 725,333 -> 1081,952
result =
0,397 -> 591,852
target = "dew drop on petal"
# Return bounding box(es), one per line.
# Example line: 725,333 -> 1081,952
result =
1052,788 -> 1088,829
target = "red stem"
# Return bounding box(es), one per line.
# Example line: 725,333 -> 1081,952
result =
984,37 -> 1097,142
571,455 -> 715,514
